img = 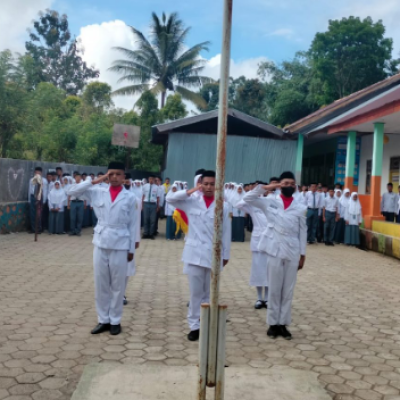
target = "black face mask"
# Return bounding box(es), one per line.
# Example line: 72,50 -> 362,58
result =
124,184 -> 131,190
281,186 -> 295,197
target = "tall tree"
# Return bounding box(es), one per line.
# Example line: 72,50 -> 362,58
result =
25,9 -> 99,94
309,16 -> 399,104
160,93 -> 187,121
109,12 -> 212,108
0,50 -> 27,157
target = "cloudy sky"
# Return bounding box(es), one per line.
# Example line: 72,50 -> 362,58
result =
2,0 -> 400,110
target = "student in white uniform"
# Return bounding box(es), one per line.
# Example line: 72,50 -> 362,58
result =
344,192 -> 362,246
166,170 -> 231,341
323,186 -> 339,246
67,161 -> 137,336
333,189 -> 345,244
381,183 -> 397,222
231,185 -> 246,242
231,189 -> 269,309
243,171 -> 307,340
48,181 -> 66,234
305,183 -> 323,244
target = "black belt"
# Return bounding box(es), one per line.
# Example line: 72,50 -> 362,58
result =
308,207 -> 318,210
71,200 -> 83,202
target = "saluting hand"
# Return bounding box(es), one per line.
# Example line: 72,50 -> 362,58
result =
262,183 -> 281,192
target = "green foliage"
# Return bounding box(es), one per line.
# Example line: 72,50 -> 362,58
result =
25,9 -> 99,94
160,93 -> 187,120
309,16 -> 399,103
109,12 -> 212,108
82,82 -> 113,111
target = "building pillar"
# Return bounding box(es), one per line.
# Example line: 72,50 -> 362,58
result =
370,122 -> 384,217
295,134 -> 304,183
344,131 -> 357,191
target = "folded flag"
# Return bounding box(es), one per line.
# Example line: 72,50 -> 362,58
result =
173,208 -> 188,235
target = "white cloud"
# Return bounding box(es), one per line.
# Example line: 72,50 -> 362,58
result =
268,28 -> 294,38
79,20 -> 268,112
203,54 -> 268,81
0,0 -> 54,52
78,20 -> 141,111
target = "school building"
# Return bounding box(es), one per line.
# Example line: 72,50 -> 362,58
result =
286,74 -> 400,257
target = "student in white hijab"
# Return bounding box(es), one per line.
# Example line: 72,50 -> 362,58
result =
344,192 -> 362,246
333,189 -> 345,243
48,181 -> 67,234
165,184 -> 181,240
231,185 -> 245,242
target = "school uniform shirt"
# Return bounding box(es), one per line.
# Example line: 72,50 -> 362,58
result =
305,191 -> 324,209
381,192 -> 397,213
48,188 -> 66,211
67,184 -> 86,202
157,185 -> 165,207
232,206 -> 244,217
324,196 -> 339,213
67,180 -> 137,253
165,202 -> 176,216
235,199 -> 268,252
28,176 -> 49,203
142,183 -> 159,203
166,190 -> 231,268
244,185 -> 307,261
345,204 -> 362,226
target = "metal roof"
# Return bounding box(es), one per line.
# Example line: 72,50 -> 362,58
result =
285,73 -> 400,136
151,108 -> 285,144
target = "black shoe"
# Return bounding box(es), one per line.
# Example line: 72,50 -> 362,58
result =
267,325 -> 280,339
123,296 -> 128,306
330,242 -> 335,246
254,300 -> 264,309
263,301 -> 268,309
110,324 -> 121,335
69,232 -> 75,236
308,241 -> 314,244
77,232 -> 81,237
188,329 -> 200,341
150,235 -> 155,240
142,234 -> 149,239
325,242 -> 329,246
91,323 -> 110,334
280,325 -> 292,340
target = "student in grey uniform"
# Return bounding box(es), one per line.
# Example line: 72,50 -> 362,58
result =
68,172 -> 86,236
323,186 -> 339,246
381,183 -> 397,222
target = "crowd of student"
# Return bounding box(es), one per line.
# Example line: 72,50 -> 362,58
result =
27,164 -> 395,342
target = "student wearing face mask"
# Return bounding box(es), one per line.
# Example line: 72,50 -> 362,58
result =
243,171 -> 307,340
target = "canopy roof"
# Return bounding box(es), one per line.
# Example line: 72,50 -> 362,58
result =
151,108 -> 285,145
286,74 -> 400,138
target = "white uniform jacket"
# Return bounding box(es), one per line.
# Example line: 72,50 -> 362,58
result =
243,185 -> 307,261
67,180 -> 137,254
166,190 -> 231,268
235,199 -> 267,252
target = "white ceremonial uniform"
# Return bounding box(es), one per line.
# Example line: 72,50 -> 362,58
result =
126,195 -> 141,286
67,180 -> 137,325
158,185 -> 165,207
166,189 -> 231,331
235,200 -> 268,287
243,185 -> 307,326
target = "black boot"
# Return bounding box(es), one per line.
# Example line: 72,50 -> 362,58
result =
267,325 -> 280,339
188,329 -> 200,341
110,324 -> 121,335
91,323 -> 110,334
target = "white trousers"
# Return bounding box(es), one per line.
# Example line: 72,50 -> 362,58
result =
93,247 -> 128,325
185,264 -> 211,331
249,251 -> 269,287
267,256 -> 298,326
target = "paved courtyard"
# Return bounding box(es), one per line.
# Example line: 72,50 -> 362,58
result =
1,222 -> 400,400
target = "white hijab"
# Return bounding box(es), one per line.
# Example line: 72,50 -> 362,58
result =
132,180 -> 143,199
340,188 -> 351,208
348,192 -> 361,215
48,182 -> 66,205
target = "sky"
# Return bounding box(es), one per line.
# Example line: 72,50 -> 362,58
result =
2,0 -> 400,110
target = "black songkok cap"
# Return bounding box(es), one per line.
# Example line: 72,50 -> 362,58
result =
35,166 -> 42,172
279,171 -> 295,181
74,171 -> 81,176
125,172 -> 132,180
202,170 -> 216,178
108,161 -> 125,171
82,172 -> 87,176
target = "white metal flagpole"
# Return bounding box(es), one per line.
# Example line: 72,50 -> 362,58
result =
206,0 -> 233,388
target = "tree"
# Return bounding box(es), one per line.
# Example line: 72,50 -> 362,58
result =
131,91 -> 163,171
109,12 -> 212,108
82,82 -> 113,112
309,16 -> 399,104
160,93 -> 187,120
25,9 -> 99,94
258,54 -> 318,126
0,50 -> 27,157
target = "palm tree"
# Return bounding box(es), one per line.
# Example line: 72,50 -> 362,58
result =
109,12 -> 213,109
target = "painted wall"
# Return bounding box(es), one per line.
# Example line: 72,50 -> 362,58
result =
0,202 -> 29,234
358,133 -> 400,195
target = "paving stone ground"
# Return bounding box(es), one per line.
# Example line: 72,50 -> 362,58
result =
1,221 -> 400,400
